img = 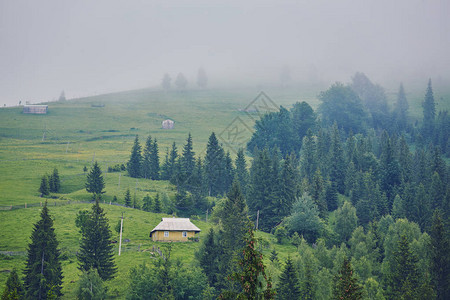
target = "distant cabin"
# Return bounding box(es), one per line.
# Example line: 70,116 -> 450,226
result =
23,105 -> 48,114
162,119 -> 174,129
150,218 -> 201,242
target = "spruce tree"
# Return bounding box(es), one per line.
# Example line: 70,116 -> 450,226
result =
329,123 -> 346,194
394,83 -> 409,131
150,138 -> 160,180
234,148 -> 249,196
277,256 -> 301,299
2,269 -> 23,300
153,193 -> 162,213
124,188 -> 131,207
23,202 -> 63,299
142,194 -> 153,212
422,79 -> 436,138
223,151 -> 234,194
181,133 -> 195,179
85,161 -> 105,200
197,228 -> 220,287
204,132 -> 225,196
332,258 -> 363,300
49,168 -> 60,193
127,135 -> 142,178
142,136 -> 152,179
430,210 -> 450,300
39,175 -> 50,196
78,198 -> 117,281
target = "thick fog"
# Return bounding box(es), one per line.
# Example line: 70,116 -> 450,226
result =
1,0 -> 449,106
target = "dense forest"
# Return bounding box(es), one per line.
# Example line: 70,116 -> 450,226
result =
3,75 -> 449,299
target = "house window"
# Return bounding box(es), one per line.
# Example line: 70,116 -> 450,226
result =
182,231 -> 187,237
164,231 -> 169,237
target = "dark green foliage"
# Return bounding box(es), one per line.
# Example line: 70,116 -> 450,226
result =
127,135 -> 142,178
142,136 -> 153,179
277,256 -> 301,300
49,168 -> 60,193
380,131 -> 401,205
77,199 -> 117,281
23,202 -> 63,299
311,168 -> 327,216
142,194 -> 153,212
422,79 -> 436,139
114,218 -> 123,236
325,182 -> 338,212
132,193 -> 140,209
299,131 -> 317,183
394,83 -> 409,131
334,201 -> 358,243
85,161 -> 105,199
234,148 -> 249,196
153,193 -> 162,213
204,132 -> 226,196
150,139 -> 160,180
222,227 -> 275,299
124,188 -> 131,207
1,269 -> 23,300
318,82 -> 367,134
279,153 -> 299,218
329,123 -> 346,194
39,175 -> 50,196
83,165 -> 88,173
274,226 -> 288,244
269,249 -> 278,263
76,270 -> 107,300
291,101 -> 316,150
284,193 -> 322,243
161,142 -> 178,181
387,235 -> 420,299
196,228 -> 221,287
332,258 -> 363,300
430,210 -> 450,300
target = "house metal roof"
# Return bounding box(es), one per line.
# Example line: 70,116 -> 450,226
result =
150,218 -> 201,233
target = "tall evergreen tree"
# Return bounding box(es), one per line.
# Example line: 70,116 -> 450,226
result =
179,133 -> 195,189
279,154 -> 299,218
394,83 -> 409,131
332,258 -> 363,300
149,138 -> 160,180
204,132 -> 225,196
124,188 -> 131,207
277,256 -> 301,300
85,161 -> 105,200
379,131 -> 400,207
2,269 -> 23,300
78,199 -> 117,281
223,151 -> 234,194
329,123 -> 346,194
49,168 -> 60,193
142,194 -> 153,212
196,228 -> 221,287
235,148 -> 249,196
430,210 -> 450,300
422,79 -> 436,138
39,175 -> 50,196
153,193 -> 162,213
127,135 -> 142,178
23,202 -> 63,299
142,136 -> 153,179
161,142 -> 178,181
311,168 -> 327,216
299,131 -> 317,183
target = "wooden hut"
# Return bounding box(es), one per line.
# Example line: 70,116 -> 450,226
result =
150,218 -> 200,242
23,105 -> 48,114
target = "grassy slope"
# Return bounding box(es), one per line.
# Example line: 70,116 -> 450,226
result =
0,85 -> 448,298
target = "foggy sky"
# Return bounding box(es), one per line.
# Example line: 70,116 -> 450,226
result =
1,0 -> 449,106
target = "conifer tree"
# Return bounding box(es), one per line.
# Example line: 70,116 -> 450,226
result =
142,136 -> 152,179
204,132 -> 225,196
153,193 -> 162,213
49,168 -> 60,193
78,198 -> 117,281
85,161 -> 105,200
430,210 -> 450,300
127,135 -> 142,178
277,256 -> 301,299
394,83 -> 409,131
142,194 -> 153,212
132,192 -> 140,209
302,262 -> 315,300
223,151 -> 234,194
39,175 -> 50,196
124,188 -> 131,207
422,79 -> 436,138
299,131 -> 317,183
24,202 -> 63,299
197,228 -> 221,287
311,168 -> 327,216
234,148 -> 249,196
332,258 -> 363,300
2,269 -> 23,300
329,123 -> 346,194
150,138 -> 160,180
179,133 -> 195,189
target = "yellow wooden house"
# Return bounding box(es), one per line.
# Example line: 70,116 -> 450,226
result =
150,218 -> 201,242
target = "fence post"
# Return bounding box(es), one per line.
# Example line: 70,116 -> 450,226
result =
10,205 -> 12,210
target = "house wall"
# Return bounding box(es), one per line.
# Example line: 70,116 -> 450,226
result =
151,230 -> 196,242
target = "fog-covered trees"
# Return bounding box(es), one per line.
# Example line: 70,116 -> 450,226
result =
174,72 -> 188,90
196,67 -> 208,89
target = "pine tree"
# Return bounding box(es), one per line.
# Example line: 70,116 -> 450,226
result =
161,142 -> 178,181
142,136 -> 152,179
142,194 -> 153,212
127,135 -> 142,178
39,175 -> 50,196
180,133 -> 195,189
277,256 -> 301,299
153,193 -> 162,213
204,132 -> 225,196
85,161 -> 105,200
430,210 -> 450,300
78,198 -> 117,281
223,151 -> 234,194
326,182 -> 339,212
422,79 -> 436,138
49,168 -> 60,193
332,258 -> 363,300
124,188 -> 131,207
23,202 -> 63,299
2,269 -> 23,300
197,228 -> 220,287
279,154 -> 299,218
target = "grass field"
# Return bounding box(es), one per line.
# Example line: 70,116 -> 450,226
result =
0,84 -> 448,298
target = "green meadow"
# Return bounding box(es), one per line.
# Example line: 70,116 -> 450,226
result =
0,85 -> 448,298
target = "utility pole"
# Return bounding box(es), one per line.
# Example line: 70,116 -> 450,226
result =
118,213 -> 124,256
256,210 -> 260,231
